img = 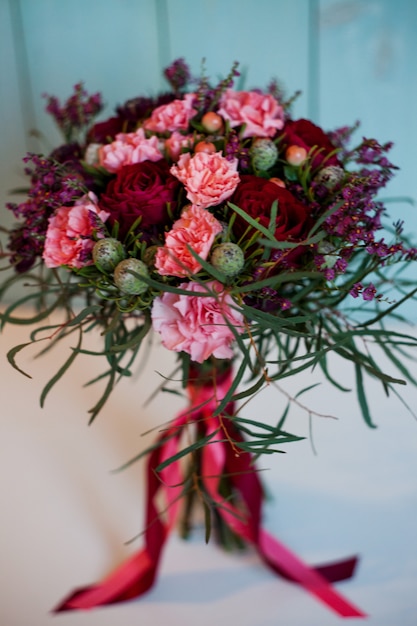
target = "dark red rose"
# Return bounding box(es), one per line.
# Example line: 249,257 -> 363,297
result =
231,175 -> 310,240
87,116 -> 128,144
99,160 -> 180,240
282,119 -> 340,168
88,95 -> 178,144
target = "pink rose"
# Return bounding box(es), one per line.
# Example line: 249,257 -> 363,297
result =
151,280 -> 244,363
170,151 -> 240,209
217,90 -> 285,139
98,128 -> 163,173
143,93 -> 197,133
43,193 -> 109,268
164,131 -> 193,161
155,205 -> 222,277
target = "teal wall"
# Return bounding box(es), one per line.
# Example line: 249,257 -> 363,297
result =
1,0 -> 416,303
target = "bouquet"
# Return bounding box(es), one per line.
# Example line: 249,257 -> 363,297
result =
1,58 -> 416,618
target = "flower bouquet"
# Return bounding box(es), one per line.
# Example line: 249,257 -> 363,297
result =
1,58 -> 416,618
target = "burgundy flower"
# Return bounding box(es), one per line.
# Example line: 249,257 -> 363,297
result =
88,94 -> 178,144
231,175 -> 311,242
87,116 -> 128,144
282,119 -> 340,168
98,160 -> 180,240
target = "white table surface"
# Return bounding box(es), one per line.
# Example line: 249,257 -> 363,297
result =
1,311 -> 417,626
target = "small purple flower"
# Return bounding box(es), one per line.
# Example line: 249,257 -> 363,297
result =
323,268 -> 335,280
163,58 -> 191,93
334,258 -> 348,273
366,239 -> 389,257
43,82 -> 103,142
350,283 -> 363,298
6,153 -> 85,271
363,283 -> 377,301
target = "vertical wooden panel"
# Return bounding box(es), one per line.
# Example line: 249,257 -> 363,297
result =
318,0 -> 417,209
0,0 -> 31,273
318,0 -> 417,318
163,0 -> 312,119
18,0 -> 162,147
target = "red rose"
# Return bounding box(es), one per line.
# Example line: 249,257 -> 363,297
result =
282,119 -> 340,168
87,116 -> 127,144
99,160 -> 180,240
231,175 -> 310,240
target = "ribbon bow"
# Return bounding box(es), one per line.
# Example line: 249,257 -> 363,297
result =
54,369 -> 365,618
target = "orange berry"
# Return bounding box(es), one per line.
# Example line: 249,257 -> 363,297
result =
269,177 -> 286,188
201,111 -> 224,133
194,140 -> 216,154
286,145 -> 307,166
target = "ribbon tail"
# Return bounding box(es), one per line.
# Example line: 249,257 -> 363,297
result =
259,530 -> 366,618
53,548 -> 157,611
204,419 -> 366,619
52,374 -> 366,618
314,556 -> 359,583
53,419 -> 186,612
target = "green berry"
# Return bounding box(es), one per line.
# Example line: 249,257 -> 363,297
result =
210,243 -> 244,278
318,241 -> 337,268
314,166 -> 344,189
114,258 -> 149,295
250,138 -> 278,171
93,238 -> 126,273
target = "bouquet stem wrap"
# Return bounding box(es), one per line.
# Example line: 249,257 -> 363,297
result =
54,367 -> 365,618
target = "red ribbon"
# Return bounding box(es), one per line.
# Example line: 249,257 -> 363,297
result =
54,371 -> 366,618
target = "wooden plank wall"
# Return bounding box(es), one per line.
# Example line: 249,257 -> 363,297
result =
1,0 -> 416,304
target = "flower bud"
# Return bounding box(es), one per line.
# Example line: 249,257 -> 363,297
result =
114,258 -> 149,295
250,138 -> 278,171
84,143 -> 102,166
143,245 -> 158,266
210,243 -> 244,278
314,165 -> 345,189
93,238 -> 126,272
318,240 -> 337,268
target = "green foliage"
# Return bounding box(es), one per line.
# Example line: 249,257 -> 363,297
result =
1,204 -> 417,459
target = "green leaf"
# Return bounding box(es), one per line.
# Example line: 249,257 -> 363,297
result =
109,317 -> 151,352
0,293 -> 61,329
7,342 -> 37,378
354,363 -> 376,428
214,355 -> 250,415
307,199 -> 345,237
185,245 -> 232,283
113,430 -> 179,472
358,287 -> 417,328
318,355 -> 351,392
66,304 -> 103,327
228,202 -> 277,242
260,230 -> 326,250
155,430 -> 219,472
204,500 -> 212,544
268,200 -> 278,235
88,367 -> 116,424
40,328 -> 82,408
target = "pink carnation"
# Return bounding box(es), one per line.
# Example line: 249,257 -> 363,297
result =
98,128 -> 163,173
151,280 -> 244,363
170,151 -> 239,209
164,131 -> 193,161
43,193 -> 109,269
143,93 -> 197,133
217,90 -> 285,139
155,205 -> 222,277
